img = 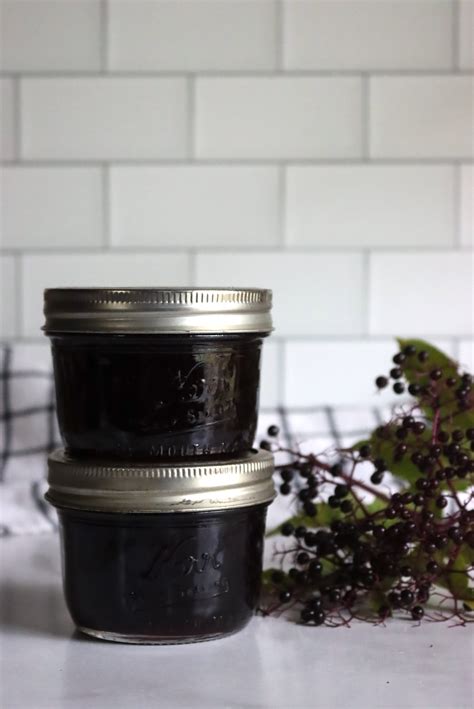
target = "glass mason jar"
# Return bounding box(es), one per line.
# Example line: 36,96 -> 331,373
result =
43,288 -> 272,460
46,449 -> 275,644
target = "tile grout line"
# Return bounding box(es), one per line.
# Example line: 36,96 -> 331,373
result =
187,75 -> 195,160
363,250 -> 371,337
1,246 -> 473,257
362,74 -> 370,161
12,76 -> 21,160
453,162 -> 461,248
278,165 -> 286,248
452,0 -> 459,71
100,0 -> 109,73
14,253 -> 23,338
1,158 -> 473,167
2,70 -> 474,78
102,163 -> 110,249
275,0 -> 283,72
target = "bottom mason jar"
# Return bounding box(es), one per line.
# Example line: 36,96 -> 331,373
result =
46,449 -> 275,644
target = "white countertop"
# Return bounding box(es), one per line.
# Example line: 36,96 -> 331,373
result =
0,534 -> 473,709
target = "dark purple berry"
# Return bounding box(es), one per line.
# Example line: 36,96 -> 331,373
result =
411,606 -> 424,620
371,471 -> 384,485
376,376 -> 389,389
297,552 -> 310,566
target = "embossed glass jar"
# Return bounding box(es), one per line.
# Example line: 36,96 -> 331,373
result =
43,288 -> 272,460
46,449 -> 275,644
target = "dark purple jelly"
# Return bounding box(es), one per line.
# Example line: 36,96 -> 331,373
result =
49,333 -> 264,460
58,504 -> 268,643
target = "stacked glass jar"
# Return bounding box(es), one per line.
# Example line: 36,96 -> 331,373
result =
44,288 -> 274,644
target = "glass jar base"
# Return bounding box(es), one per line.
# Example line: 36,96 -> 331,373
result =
77,624 -> 246,645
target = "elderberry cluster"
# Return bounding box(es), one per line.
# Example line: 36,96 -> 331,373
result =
261,340 -> 474,627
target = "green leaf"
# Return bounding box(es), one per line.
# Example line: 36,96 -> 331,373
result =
397,338 -> 473,429
397,339 -> 456,380
353,428 -> 425,487
438,545 -> 474,602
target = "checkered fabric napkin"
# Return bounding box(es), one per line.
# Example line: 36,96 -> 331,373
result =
0,345 -> 389,536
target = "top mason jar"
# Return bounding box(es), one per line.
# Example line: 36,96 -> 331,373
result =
43,288 -> 273,460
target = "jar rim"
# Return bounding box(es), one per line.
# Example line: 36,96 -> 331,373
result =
43,287 -> 273,335
46,449 -> 275,514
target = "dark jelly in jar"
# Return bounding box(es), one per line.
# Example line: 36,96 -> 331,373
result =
43,288 -> 272,460
58,506 -> 268,644
46,450 -> 275,644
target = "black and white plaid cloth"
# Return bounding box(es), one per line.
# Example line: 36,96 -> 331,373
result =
0,345 -> 390,537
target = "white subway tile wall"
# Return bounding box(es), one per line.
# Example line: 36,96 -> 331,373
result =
369,252 -> 473,336
286,165 -> 455,248
108,0 -> 277,71
111,165 -> 279,247
196,77 -> 363,159
0,78 -> 15,161
0,0 -> 472,406
0,0 -> 102,72
370,76 -> 474,159
283,0 -> 453,71
21,78 -> 188,159
460,166 -> 473,247
459,1 -> 474,69
0,255 -> 16,338
1,167 -> 104,249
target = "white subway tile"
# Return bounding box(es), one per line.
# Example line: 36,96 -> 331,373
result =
21,252 -> 190,337
109,0 -> 276,71
459,1 -> 474,69
460,165 -> 473,247
285,340 -> 402,407
369,251 -> 473,335
21,79 -> 187,160
0,255 -> 16,338
370,77 -> 474,159
0,0 -> 101,71
1,79 -> 15,161
1,167 -> 103,249
458,339 -> 474,372
196,77 -> 362,159
286,165 -> 455,248
283,0 -> 452,70
111,166 -> 279,248
195,251 -> 365,336
284,338 -> 455,407
260,341 -> 280,408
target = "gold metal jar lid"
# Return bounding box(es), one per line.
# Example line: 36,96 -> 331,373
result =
46,449 -> 275,514
43,288 -> 272,334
